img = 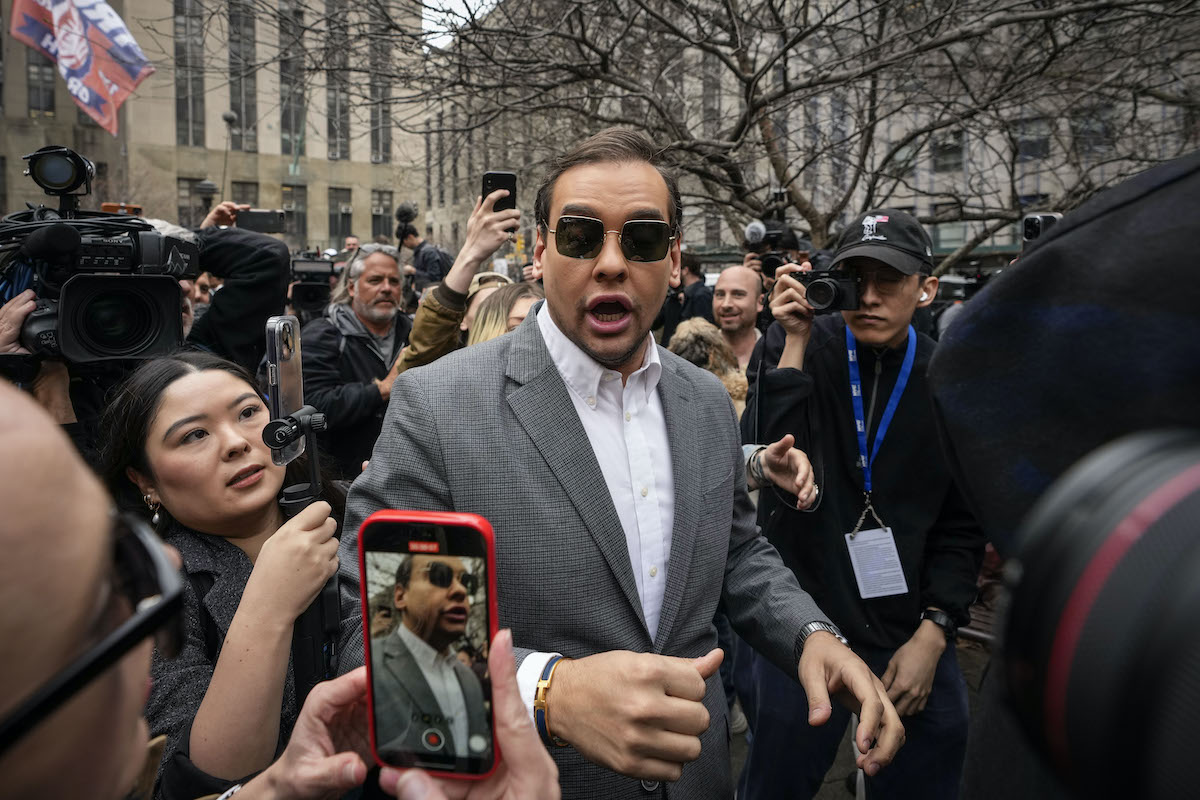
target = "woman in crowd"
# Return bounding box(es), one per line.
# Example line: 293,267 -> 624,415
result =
466,281 -> 546,346
99,351 -> 344,799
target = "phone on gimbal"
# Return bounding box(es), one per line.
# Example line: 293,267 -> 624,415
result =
265,315 -> 305,466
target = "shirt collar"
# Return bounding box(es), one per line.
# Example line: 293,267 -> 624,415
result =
395,618 -> 454,669
536,301 -> 662,408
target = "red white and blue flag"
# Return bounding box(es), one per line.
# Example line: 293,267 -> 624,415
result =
9,0 -> 155,135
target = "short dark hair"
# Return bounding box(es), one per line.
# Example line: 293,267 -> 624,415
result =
394,554 -> 413,588
680,250 -> 702,277
534,127 -> 682,235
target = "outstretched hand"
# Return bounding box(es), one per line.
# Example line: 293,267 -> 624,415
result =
757,434 -> 818,508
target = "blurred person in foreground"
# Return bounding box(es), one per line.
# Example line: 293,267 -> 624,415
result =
336,127 -> 903,798
0,381 -> 558,800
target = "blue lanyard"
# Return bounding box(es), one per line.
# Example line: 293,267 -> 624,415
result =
846,324 -> 916,494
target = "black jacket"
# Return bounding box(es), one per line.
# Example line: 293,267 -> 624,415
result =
743,314 -> 984,650
657,279 -> 715,346
410,240 -> 453,284
188,226 -> 291,375
300,304 -> 411,479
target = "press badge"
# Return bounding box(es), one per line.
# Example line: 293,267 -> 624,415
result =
845,527 -> 909,599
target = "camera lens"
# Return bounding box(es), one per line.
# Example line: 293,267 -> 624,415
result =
805,277 -> 839,311
32,154 -> 79,192
1022,216 -> 1041,242
76,287 -> 159,357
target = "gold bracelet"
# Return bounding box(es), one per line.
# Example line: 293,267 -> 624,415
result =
534,656 -> 571,747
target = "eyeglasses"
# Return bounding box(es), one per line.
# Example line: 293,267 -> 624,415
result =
421,562 -> 479,595
0,511 -> 183,755
548,216 -> 676,262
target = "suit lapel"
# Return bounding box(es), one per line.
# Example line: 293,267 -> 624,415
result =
505,315 -> 648,634
654,354 -> 701,653
383,634 -> 456,754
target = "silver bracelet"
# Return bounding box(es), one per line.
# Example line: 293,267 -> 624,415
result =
748,445 -> 768,486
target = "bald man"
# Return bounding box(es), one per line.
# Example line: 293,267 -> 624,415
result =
713,266 -> 765,372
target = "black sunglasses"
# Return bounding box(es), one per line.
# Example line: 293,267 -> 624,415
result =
422,561 -> 480,595
0,511 -> 184,755
548,215 -> 676,262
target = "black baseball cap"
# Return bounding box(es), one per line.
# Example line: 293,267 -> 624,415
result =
829,209 -> 935,275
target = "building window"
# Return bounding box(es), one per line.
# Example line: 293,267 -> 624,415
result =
424,121 -> 433,208
328,187 -> 352,249
1071,107 -> 1116,158
27,49 -> 56,118
370,82 -> 391,164
705,210 -> 721,247
0,157 -> 8,212
371,190 -> 393,240
932,130 -> 964,173
326,0 -> 350,161
231,181 -> 259,207
175,0 -> 205,146
932,202 -> 967,250
1016,117 -> 1051,162
178,178 -> 207,228
228,0 -> 257,152
78,106 -> 98,126
281,184 -> 308,250
279,1 -> 305,156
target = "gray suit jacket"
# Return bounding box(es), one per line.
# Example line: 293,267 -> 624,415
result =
371,632 -> 489,763
337,309 -> 830,798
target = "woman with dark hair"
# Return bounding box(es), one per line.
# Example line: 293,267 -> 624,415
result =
99,351 -> 344,799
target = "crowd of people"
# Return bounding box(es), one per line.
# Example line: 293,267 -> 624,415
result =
1,126 -> 1000,800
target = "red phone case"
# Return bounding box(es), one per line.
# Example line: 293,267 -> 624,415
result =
358,509 -> 501,781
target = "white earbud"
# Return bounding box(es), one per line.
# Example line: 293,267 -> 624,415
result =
920,292 -> 929,301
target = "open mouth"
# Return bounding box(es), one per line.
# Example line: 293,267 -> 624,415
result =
227,465 -> 264,488
442,607 -> 468,624
586,295 -> 633,334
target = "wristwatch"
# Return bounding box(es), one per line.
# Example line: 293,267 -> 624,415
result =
794,620 -> 849,664
920,608 -> 957,640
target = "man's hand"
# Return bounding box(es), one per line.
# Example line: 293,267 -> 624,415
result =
200,201 -> 250,229
442,191 -> 522,295
755,434 -> 817,508
375,356 -> 404,402
771,262 -> 817,370
546,649 -> 721,782
378,629 -> 561,800
31,361 -> 77,424
0,290 -> 36,354
880,620 -> 946,717
245,667 -> 372,800
798,632 -> 905,777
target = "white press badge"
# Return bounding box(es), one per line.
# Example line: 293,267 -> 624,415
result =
845,527 -> 909,599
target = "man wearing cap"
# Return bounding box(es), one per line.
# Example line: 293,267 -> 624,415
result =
739,209 -> 985,800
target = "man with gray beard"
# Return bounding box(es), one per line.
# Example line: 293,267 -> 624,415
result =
301,243 -> 413,479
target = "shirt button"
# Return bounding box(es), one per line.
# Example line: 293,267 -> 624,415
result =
649,565 -> 658,578
640,486 -> 648,497
625,411 -> 632,422
586,396 -> 596,407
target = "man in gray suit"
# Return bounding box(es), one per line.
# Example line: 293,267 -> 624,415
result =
338,128 -> 904,798
371,554 -> 490,764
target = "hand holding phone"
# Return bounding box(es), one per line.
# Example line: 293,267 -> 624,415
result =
249,500 -> 340,619
455,185 -> 522,270
265,315 -> 305,465
359,511 -> 500,779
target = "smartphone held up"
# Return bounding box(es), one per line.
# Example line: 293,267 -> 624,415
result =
359,510 -> 500,780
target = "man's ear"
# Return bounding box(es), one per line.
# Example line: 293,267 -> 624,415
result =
917,275 -> 939,308
532,229 -> 547,274
393,584 -> 406,613
668,238 -> 683,289
126,467 -> 155,503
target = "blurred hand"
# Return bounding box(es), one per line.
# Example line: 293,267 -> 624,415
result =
0,290 -> 36,354
881,621 -> 946,717
31,361 -> 76,425
248,501 -> 339,620
757,434 -> 817,507
379,630 -> 560,800
545,648 -> 721,781
201,201 -> 250,229
522,263 -> 541,282
798,632 -> 905,777
375,356 -> 404,402
245,667 -> 372,800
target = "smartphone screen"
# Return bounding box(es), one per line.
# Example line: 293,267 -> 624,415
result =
482,171 -> 517,216
360,512 -> 497,777
264,315 -> 305,465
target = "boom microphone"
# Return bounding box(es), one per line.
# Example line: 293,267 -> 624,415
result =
745,219 -> 767,245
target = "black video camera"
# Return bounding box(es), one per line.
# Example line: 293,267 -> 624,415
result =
1,146 -> 200,363
290,255 -> 337,321
792,271 -> 860,312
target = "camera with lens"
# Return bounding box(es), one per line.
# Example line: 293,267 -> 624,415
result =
1021,212 -> 1062,246
1,146 -> 200,363
792,271 -> 860,312
290,254 -> 337,323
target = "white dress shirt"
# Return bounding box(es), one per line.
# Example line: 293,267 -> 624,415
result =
516,303 -> 676,719
395,622 -> 470,757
